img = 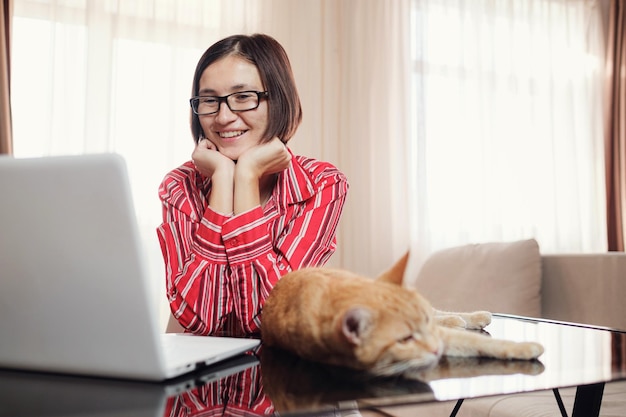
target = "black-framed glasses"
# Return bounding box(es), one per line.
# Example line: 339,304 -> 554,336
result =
190,91 -> 268,115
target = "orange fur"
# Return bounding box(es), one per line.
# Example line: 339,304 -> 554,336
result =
262,253 -> 543,376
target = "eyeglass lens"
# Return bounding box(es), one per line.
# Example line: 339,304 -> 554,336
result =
192,91 -> 262,115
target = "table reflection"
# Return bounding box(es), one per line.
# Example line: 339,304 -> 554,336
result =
259,346 -> 434,415
265,346 -> 550,414
164,353 -> 272,416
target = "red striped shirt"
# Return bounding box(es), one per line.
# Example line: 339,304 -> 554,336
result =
157,152 -> 349,336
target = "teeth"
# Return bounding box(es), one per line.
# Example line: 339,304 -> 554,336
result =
219,131 -> 244,138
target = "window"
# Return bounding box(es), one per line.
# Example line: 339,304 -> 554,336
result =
408,0 -> 607,257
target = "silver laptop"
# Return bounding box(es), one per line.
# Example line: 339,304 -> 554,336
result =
0,153 -> 260,381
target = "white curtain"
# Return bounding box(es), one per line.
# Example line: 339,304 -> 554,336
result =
10,0 -> 608,326
407,0 -> 608,273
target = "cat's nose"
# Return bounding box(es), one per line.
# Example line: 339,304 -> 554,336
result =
430,341 -> 443,356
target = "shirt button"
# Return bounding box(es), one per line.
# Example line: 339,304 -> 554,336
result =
278,264 -> 285,271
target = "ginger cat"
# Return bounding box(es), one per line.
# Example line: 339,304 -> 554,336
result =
261,253 -> 544,377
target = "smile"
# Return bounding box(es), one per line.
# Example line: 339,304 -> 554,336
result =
219,130 -> 246,138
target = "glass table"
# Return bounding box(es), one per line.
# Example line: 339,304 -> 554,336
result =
0,314 -> 624,416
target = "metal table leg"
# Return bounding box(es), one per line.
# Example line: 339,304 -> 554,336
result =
571,383 -> 605,417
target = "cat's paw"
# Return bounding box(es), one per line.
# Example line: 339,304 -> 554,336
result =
463,311 -> 492,330
435,315 -> 468,328
509,341 -> 544,360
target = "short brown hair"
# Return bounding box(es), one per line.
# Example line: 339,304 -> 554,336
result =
190,34 -> 303,144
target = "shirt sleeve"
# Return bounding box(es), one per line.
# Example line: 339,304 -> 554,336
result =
157,161 -> 349,336
157,165 -> 233,335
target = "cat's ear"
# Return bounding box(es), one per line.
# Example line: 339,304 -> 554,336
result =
340,307 -> 373,345
376,251 -> 409,286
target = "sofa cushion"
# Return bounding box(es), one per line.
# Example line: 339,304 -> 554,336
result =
541,253 -> 626,330
413,239 -> 542,317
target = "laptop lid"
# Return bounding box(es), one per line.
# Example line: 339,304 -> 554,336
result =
0,153 -> 259,380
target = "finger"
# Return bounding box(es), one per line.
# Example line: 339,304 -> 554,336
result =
204,138 -> 218,151
197,139 -> 214,152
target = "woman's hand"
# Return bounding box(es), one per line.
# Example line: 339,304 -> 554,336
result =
236,137 -> 292,178
192,138 -> 235,178
192,138 -> 235,214
233,137 -> 292,214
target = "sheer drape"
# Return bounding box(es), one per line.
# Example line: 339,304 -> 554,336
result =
0,0 -> 11,155
408,0 -> 609,271
605,0 -> 626,251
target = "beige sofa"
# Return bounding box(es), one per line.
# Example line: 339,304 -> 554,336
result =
371,239 -> 626,417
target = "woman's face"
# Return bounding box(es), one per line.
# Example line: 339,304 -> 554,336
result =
197,55 -> 268,160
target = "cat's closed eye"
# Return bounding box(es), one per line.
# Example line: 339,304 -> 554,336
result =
399,332 -> 425,343
399,334 -> 414,343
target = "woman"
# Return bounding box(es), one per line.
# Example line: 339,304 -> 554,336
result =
157,34 -> 349,337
